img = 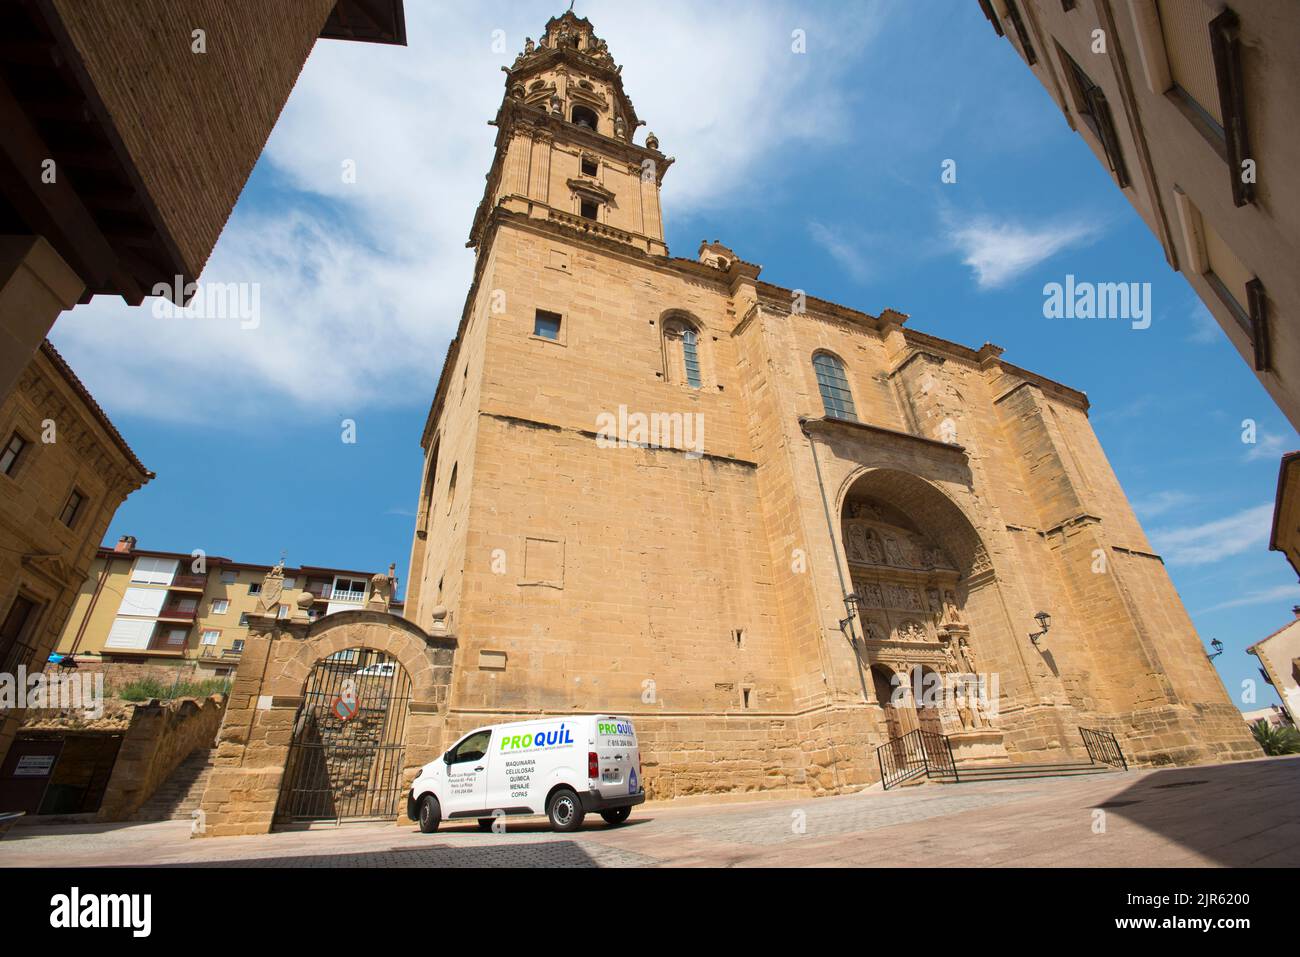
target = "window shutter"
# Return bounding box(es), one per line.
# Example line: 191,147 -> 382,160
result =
1157,0 -> 1222,125
119,587 -> 167,617
106,618 -> 154,649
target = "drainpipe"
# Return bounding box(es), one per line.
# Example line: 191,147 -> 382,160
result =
69,554 -> 115,656
799,417 -> 870,705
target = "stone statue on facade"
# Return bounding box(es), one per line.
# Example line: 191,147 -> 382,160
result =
255,557 -> 285,614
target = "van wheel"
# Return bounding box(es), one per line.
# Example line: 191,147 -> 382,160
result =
477,818 -> 495,831
600,807 -> 631,826
547,788 -> 585,832
417,794 -> 441,834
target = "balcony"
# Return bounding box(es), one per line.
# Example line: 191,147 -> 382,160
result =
157,605 -> 198,622
169,574 -> 207,591
330,587 -> 366,604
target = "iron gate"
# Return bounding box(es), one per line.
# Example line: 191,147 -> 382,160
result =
275,648 -> 412,825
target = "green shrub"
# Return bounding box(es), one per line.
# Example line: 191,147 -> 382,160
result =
1250,718 -> 1300,756
118,676 -> 231,702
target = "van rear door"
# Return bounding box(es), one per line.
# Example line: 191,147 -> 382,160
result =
591,716 -> 640,799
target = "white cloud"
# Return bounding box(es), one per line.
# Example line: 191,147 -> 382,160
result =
49,0 -> 883,423
1244,431 -> 1288,462
946,214 -> 1101,289
1131,489 -> 1197,521
1197,583 -> 1300,615
1148,502 -> 1275,566
807,222 -> 873,282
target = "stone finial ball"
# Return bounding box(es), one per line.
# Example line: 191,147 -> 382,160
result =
430,605 -> 449,621
296,591 -> 315,611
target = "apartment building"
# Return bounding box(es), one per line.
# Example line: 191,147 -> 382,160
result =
1247,609 -> 1300,725
56,537 -> 397,677
977,0 -> 1300,578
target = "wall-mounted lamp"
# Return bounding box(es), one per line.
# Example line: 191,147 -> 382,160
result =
1028,610 -> 1052,645
839,592 -> 864,636
1206,638 -> 1224,661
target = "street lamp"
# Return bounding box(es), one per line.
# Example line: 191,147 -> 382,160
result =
1207,638 -> 1224,661
1029,610 -> 1052,646
840,592 -> 864,637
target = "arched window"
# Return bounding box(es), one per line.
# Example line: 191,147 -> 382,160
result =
416,438 -> 440,536
572,105 -> 598,129
662,316 -> 703,388
813,352 -> 857,421
446,463 -> 457,516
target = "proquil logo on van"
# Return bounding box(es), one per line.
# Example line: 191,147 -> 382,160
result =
500,726 -> 575,752
598,720 -> 633,736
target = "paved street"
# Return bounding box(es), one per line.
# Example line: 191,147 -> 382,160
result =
2,757 -> 1297,868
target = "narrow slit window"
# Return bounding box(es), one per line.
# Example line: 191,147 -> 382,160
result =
813,353 -> 857,422
681,328 -> 702,388
1,432 -> 27,476
60,489 -> 85,528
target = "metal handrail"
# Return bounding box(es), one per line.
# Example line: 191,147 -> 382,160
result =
1079,727 -> 1128,770
876,729 -> 960,790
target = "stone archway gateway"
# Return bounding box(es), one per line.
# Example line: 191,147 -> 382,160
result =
195,563 -> 456,837
274,647 -> 413,826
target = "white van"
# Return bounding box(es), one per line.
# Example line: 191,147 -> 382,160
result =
406,715 -> 644,833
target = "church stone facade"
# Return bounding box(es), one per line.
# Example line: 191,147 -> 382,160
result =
401,12 -> 1257,800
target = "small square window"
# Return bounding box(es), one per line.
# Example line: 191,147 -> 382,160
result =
220,570 -> 237,585
1,432 -> 28,476
211,599 -> 229,615
581,156 -> 598,177
579,198 -> 599,221
239,613 -> 250,627
277,604 -> 290,619
60,489 -> 85,528
231,639 -> 245,653
248,582 -> 261,595
201,630 -> 220,646
534,309 -> 562,341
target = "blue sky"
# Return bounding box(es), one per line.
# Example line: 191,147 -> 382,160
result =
50,0 -> 1297,710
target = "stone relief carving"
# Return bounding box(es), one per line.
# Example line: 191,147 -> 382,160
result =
896,619 -> 927,642
842,519 -> 955,572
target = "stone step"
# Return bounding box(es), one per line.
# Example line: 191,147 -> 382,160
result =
131,746 -> 219,822
944,762 -> 1119,782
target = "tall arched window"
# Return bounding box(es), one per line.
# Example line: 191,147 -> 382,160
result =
813,352 -> 857,421
416,438 -> 440,536
662,316 -> 703,388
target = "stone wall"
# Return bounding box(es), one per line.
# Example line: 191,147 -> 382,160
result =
49,0 -> 337,277
96,694 -> 225,821
196,610 -> 455,837
0,343 -> 150,787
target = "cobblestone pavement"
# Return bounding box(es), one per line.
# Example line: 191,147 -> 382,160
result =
2,757 -> 1297,868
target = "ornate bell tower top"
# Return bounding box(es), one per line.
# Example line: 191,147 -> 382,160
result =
508,11 -> 639,140
468,10 -> 674,257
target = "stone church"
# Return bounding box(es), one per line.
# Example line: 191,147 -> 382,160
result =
198,12 -> 1257,835
399,11 -> 1258,798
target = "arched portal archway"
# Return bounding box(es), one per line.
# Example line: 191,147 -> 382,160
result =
840,469 -> 996,749
275,647 -> 413,826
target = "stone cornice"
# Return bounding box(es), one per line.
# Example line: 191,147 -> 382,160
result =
800,415 -> 969,458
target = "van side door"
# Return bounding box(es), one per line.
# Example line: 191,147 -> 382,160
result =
443,729 -> 492,817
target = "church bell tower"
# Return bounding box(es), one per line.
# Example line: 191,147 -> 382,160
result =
468,10 -> 674,257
